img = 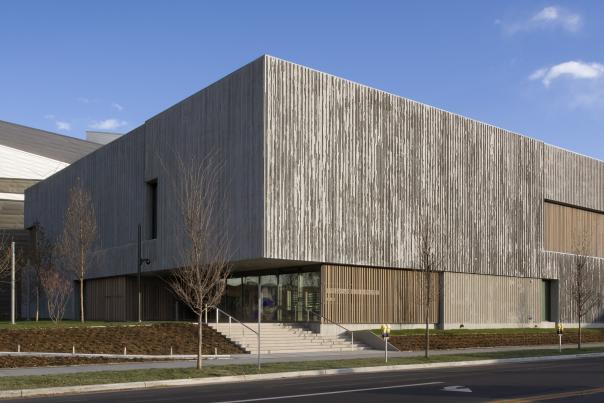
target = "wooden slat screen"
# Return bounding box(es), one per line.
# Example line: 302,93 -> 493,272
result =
544,201 -> 604,258
321,265 -> 439,324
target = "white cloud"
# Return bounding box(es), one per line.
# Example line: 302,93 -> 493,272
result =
89,118 -> 127,131
529,68 -> 548,81
502,6 -> 582,34
111,102 -> 124,111
77,97 -> 91,104
55,121 -> 71,131
529,61 -> 604,87
43,114 -> 55,120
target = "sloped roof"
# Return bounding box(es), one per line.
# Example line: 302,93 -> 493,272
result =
0,120 -> 100,164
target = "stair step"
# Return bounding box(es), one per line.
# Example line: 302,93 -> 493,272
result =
208,322 -> 370,354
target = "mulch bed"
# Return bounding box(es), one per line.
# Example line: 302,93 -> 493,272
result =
0,323 -> 245,356
0,356 -> 141,369
389,331 -> 604,351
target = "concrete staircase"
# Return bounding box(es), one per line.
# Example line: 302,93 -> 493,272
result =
208,322 -> 369,354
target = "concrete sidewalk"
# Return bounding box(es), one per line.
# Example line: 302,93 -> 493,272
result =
1,342 -> 603,377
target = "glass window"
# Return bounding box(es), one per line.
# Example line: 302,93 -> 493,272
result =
222,277 -> 242,319
241,276 -> 259,322
261,275 -> 278,322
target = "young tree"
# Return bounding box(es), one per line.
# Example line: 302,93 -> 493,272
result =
168,154 -> 231,369
418,215 -> 443,359
28,224 -> 53,321
0,232 -> 22,321
569,234 -> 600,349
0,232 -> 12,280
40,267 -> 71,323
55,178 -> 97,322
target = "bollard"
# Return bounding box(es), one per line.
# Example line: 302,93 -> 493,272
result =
17,344 -> 20,353
170,346 -> 173,356
72,345 -> 75,355
214,347 -> 218,357
123,346 -> 127,356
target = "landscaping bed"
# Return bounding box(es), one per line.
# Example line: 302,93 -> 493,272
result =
0,323 -> 245,355
389,330 -> 604,350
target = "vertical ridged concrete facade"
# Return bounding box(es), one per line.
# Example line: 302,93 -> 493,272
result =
25,56 -> 604,324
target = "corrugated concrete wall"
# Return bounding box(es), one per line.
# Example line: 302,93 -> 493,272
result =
443,272 -> 543,327
544,146 -> 604,213
25,57 -> 266,281
85,276 -> 178,321
546,253 -> 604,324
22,55 -> 604,324
264,56 -> 547,278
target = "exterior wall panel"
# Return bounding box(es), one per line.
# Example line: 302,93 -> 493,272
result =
0,200 -> 24,229
85,276 -> 179,321
443,272 -> 542,326
544,201 -> 604,258
265,57 -> 547,279
321,265 -> 439,324
25,58 -> 266,281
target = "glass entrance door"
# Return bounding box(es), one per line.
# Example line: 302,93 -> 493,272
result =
220,270 -> 321,323
260,275 -> 278,322
277,273 -> 299,322
241,276 -> 258,322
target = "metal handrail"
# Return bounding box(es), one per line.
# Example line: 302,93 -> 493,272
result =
211,306 -> 258,335
306,310 -> 355,351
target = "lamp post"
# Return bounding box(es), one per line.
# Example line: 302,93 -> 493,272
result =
138,224 -> 151,323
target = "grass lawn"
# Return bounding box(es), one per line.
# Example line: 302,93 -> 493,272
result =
372,327 -> 604,336
1,347 -> 603,391
0,321 -> 187,330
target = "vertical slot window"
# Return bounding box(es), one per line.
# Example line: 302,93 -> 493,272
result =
146,179 -> 158,239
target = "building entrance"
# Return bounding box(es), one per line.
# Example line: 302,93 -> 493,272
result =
220,269 -> 320,323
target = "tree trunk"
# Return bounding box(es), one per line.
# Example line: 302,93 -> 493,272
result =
35,286 -> 39,322
197,312 -> 203,369
425,303 -> 430,359
80,277 -> 84,323
578,317 -> 582,350
425,273 -> 431,359
80,248 -> 85,322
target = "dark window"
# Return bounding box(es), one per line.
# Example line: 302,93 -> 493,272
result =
146,179 -> 158,239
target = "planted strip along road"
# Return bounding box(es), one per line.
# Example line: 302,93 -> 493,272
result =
5,355 -> 604,402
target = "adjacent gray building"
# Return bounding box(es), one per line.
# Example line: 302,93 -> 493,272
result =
25,56 -> 604,328
0,120 -> 99,319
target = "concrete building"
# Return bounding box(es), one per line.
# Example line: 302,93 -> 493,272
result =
85,131 -> 123,145
24,56 -> 604,330
0,120 -> 99,319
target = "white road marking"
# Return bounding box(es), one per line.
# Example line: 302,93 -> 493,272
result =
212,381 -> 444,402
443,385 -> 472,393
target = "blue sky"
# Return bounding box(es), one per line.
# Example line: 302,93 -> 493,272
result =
1,1 -> 602,159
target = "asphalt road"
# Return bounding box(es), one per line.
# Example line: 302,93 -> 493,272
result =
7,356 -> 604,402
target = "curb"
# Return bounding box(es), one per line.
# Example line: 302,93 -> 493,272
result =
1,352 -> 603,399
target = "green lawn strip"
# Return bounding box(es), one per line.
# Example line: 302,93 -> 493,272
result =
0,321 -> 188,330
1,347 -> 603,391
372,327 -> 604,336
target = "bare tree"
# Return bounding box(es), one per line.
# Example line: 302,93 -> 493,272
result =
0,232 -> 24,321
418,215 -> 443,359
569,233 -> 600,349
40,266 -> 70,323
28,224 -> 53,321
0,232 -> 12,281
55,178 -> 97,322
167,153 -> 231,369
